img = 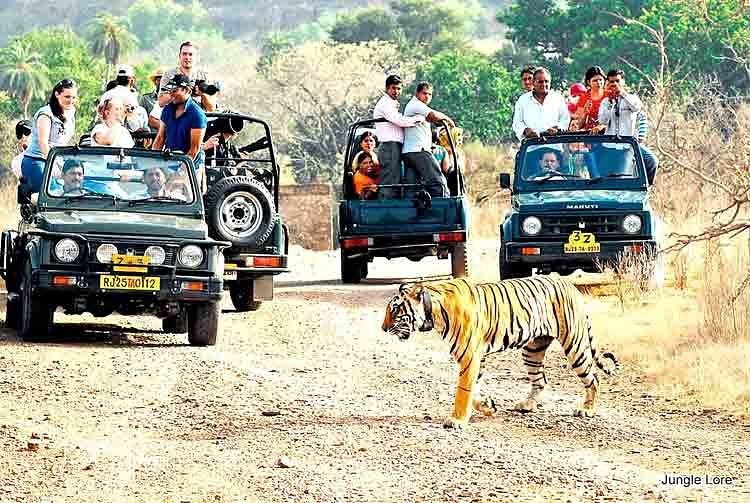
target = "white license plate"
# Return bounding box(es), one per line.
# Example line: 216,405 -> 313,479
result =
223,271 -> 237,280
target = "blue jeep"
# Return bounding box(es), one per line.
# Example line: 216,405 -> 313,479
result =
498,134 -> 661,278
338,119 -> 470,283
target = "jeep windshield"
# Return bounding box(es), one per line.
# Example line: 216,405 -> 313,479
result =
43,151 -> 196,204
518,136 -> 645,189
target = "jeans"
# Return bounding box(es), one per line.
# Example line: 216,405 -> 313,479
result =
21,155 -> 45,193
402,150 -> 449,198
639,144 -> 658,185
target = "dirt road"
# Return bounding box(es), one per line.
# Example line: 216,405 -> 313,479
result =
0,243 -> 748,503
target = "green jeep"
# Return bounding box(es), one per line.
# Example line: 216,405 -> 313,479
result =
1,147 -> 229,345
498,133 -> 663,282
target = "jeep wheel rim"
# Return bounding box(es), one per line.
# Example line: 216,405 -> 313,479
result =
219,191 -> 263,239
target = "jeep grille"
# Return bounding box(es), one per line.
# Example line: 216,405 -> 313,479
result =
540,215 -> 623,236
88,241 -> 177,265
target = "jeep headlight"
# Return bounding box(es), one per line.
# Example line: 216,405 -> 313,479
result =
623,214 -> 642,234
54,238 -> 80,263
178,245 -> 203,268
96,243 -> 118,263
521,216 -> 542,236
144,246 -> 166,265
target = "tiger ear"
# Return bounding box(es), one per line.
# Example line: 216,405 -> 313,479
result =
412,284 -> 425,300
398,283 -> 411,295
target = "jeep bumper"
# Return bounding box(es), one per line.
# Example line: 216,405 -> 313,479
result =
502,239 -> 657,274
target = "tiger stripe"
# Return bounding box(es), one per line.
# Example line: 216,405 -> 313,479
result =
382,275 -> 619,428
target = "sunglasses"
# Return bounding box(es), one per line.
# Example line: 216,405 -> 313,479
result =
56,78 -> 77,89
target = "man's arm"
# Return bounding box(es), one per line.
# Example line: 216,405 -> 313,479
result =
620,93 -> 642,112
152,122 -> 166,151
426,109 -> 455,128
196,90 -> 216,112
379,103 -> 423,128
188,128 -> 205,161
512,97 -> 530,140
598,99 -> 613,127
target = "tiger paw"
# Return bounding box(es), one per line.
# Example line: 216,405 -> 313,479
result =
573,406 -> 596,417
474,397 -> 497,416
442,417 -> 468,429
513,398 -> 538,413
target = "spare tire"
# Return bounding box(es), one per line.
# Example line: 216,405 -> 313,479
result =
204,175 -> 276,247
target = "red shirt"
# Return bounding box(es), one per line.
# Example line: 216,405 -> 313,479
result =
577,92 -> 605,129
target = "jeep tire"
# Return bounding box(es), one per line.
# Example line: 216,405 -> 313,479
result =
204,176 -> 276,247
187,301 -> 219,346
4,294 -> 19,329
451,242 -> 469,278
341,251 -> 366,284
229,281 -> 262,312
19,259 -> 53,341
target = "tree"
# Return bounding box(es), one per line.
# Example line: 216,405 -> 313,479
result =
414,48 -> 516,142
330,8 -> 404,45
0,40 -> 50,117
392,0 -> 481,55
260,41 -> 411,183
127,0 -> 215,50
86,14 -> 138,82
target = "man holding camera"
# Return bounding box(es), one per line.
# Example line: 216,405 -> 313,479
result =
597,68 -> 658,185
157,41 -> 217,112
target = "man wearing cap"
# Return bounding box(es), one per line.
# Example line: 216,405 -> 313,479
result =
152,74 -> 208,191
157,41 -> 215,112
10,119 -> 32,178
140,67 -> 163,130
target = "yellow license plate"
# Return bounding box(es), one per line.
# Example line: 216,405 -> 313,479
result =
111,254 -> 151,266
100,275 -> 160,291
564,231 -> 601,253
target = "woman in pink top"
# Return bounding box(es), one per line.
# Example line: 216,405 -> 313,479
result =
571,66 -> 607,133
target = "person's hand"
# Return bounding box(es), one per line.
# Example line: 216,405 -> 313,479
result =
203,134 -> 219,150
445,117 -> 456,128
546,127 -> 560,135
523,128 -> 539,139
592,124 -> 606,135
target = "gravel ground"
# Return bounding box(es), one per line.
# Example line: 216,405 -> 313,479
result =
0,242 -> 748,503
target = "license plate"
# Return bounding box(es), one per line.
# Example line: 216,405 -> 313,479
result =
100,275 -> 160,291
223,270 -> 237,280
112,254 -> 151,266
564,231 -> 601,253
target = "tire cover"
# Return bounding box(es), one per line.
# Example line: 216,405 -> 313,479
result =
204,175 -> 276,247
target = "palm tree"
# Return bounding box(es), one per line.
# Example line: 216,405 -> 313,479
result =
86,14 -> 138,82
0,41 -> 51,117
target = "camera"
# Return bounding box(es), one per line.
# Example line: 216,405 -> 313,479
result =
194,79 -> 221,96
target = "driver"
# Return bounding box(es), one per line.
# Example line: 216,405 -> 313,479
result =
51,159 -> 85,196
143,166 -> 167,197
533,151 -> 562,178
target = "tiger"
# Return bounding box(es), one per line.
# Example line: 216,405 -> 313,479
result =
381,275 -> 619,429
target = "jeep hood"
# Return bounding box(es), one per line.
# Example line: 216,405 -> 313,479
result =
38,211 -> 207,239
516,190 -> 648,212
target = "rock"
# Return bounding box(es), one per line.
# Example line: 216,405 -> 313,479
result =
276,456 -> 294,468
262,410 -> 281,417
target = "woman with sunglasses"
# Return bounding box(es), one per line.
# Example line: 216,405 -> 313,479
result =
22,79 -> 78,193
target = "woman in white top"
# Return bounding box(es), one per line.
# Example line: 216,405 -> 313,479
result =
22,78 -> 78,193
91,97 -> 135,148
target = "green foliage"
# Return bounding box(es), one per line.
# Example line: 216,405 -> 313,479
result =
258,20 -> 332,70
9,27 -> 107,134
0,41 -> 51,117
86,13 -> 138,72
414,48 -> 516,142
330,8 -> 404,45
127,0 -> 215,50
393,0 -> 481,55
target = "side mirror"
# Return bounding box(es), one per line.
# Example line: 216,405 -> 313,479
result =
498,173 -> 511,189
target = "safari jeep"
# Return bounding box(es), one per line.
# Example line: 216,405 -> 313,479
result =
202,112 -> 289,310
338,118 -> 470,283
0,146 -> 229,345
498,134 -> 662,280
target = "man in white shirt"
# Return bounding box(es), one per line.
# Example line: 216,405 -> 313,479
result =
598,68 -> 658,184
372,75 -> 424,199
402,81 -> 455,198
512,67 -> 570,141
100,64 -> 149,132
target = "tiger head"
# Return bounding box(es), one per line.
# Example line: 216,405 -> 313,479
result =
382,283 -> 434,340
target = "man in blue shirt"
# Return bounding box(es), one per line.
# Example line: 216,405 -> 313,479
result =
152,74 -> 207,191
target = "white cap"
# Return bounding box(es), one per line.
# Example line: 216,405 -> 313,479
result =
116,64 -> 135,77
